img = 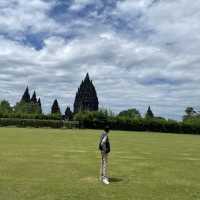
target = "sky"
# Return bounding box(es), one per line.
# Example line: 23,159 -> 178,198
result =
0,0 -> 200,120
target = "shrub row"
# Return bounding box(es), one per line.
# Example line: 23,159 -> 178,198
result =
0,113 -> 62,120
0,118 -> 79,129
1,112 -> 200,134
75,111 -> 200,134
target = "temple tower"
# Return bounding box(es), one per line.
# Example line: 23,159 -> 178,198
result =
74,73 -> 99,113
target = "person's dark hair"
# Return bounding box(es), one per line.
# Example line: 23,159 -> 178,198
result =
104,126 -> 110,133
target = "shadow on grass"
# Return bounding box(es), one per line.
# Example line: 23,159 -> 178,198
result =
109,177 -> 123,183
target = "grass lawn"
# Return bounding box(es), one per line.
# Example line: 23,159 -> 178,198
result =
0,128 -> 200,200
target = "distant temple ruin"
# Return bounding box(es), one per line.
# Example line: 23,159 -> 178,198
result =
74,73 -> 99,113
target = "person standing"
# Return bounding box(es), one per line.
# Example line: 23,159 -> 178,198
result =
99,126 -> 110,184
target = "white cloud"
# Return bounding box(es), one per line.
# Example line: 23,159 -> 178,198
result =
70,0 -> 93,10
116,0 -> 151,12
0,0 -> 61,36
0,0 -> 200,119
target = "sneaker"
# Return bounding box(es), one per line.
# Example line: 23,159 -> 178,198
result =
102,178 -> 110,185
105,177 -> 109,181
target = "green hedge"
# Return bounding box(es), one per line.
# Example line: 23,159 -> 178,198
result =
0,113 -> 62,120
0,118 -> 79,129
1,113 -> 200,134
74,111 -> 200,134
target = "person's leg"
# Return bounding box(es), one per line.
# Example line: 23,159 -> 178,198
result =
101,153 -> 109,184
104,153 -> 108,180
100,152 -> 104,181
100,152 -> 107,179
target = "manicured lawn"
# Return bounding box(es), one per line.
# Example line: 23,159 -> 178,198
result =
0,128 -> 200,200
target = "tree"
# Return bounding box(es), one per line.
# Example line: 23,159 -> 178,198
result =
31,91 -> 37,104
51,99 -> 61,115
65,107 -> 73,120
145,106 -> 154,119
185,107 -> 196,117
0,100 -> 13,113
183,107 -> 197,121
118,108 -> 141,119
14,102 -> 32,114
21,86 -> 30,103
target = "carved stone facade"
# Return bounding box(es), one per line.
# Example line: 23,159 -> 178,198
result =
74,73 -> 99,113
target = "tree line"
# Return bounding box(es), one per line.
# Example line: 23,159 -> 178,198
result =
74,108 -> 200,134
0,86 -> 200,134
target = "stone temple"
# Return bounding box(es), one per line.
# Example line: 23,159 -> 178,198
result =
74,73 -> 99,113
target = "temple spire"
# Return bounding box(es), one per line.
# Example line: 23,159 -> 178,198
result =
31,91 -> 37,104
21,86 -> 30,103
84,73 -> 90,81
74,73 -> 99,113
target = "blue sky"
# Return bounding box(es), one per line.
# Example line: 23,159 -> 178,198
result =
0,0 -> 200,120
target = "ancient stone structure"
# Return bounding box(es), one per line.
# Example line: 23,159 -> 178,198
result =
74,73 -> 99,113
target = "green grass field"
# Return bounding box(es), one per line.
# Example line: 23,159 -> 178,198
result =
0,128 -> 200,200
